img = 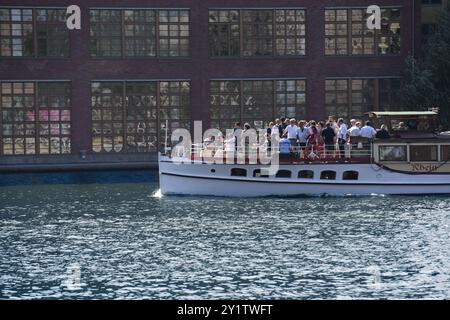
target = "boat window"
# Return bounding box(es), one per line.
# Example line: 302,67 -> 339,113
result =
343,171 -> 359,180
253,169 -> 269,178
320,170 -> 336,180
410,145 -> 438,162
276,170 -> 292,178
231,168 -> 247,177
441,145 -> 450,161
379,146 -> 407,161
298,170 -> 314,179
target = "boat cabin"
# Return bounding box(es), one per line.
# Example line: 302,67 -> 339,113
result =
368,111 -> 450,173
366,111 -> 438,138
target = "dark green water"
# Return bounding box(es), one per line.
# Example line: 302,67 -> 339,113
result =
0,171 -> 449,299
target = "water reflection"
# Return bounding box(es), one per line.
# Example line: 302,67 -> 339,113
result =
0,172 -> 449,299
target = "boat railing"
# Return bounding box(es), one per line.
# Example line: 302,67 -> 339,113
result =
168,141 -> 373,163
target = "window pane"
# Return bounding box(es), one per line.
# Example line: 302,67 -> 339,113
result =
379,146 -> 407,161
90,80 -> 191,153
0,8 -> 34,57
124,10 -> 156,57
410,145 -> 438,162
91,82 -> 124,153
325,7 -> 401,56
320,171 -> 336,180
36,9 -> 69,57
242,10 -> 273,56
90,9 -> 122,57
275,80 -> 306,119
159,10 -> 190,57
1,81 -> 71,155
275,9 -> 306,56
208,10 -> 240,57
243,80 -> 273,127
125,82 -> 157,152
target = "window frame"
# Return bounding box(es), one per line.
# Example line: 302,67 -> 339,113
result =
320,170 -> 337,180
208,8 -> 307,58
36,8 -> 70,57
231,168 -> 247,177
0,81 -> 72,156
0,8 -> 35,57
125,81 -> 158,152
253,169 -> 269,178
441,145 -> 450,162
325,77 -> 401,119
91,80 -> 191,154
298,170 -> 314,179
0,7 -> 70,58
208,10 -> 240,57
378,145 -> 407,162
123,9 -> 157,57
275,169 -> 292,178
409,145 -> 438,162
342,170 -> 359,180
210,78 -> 307,131
324,7 -> 401,57
89,8 -> 191,58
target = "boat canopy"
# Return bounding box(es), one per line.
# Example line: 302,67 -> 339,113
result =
366,111 -> 438,134
366,111 -> 438,117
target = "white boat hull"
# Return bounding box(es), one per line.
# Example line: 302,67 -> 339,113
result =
159,156 -> 450,197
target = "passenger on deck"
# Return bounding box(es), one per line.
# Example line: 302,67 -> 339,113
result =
266,122 -> 274,152
328,116 -> 337,130
224,133 -> 235,152
306,126 -> 320,159
337,118 -> 348,159
360,121 -> 377,139
203,135 -> 217,159
349,119 -> 361,137
279,136 -> 292,160
272,119 -> 281,137
317,121 -> 325,135
321,122 -> 336,157
376,124 -> 391,139
281,118 -> 288,133
284,118 -> 298,147
397,122 -> 408,131
297,120 -> 310,153
203,135 -> 216,146
242,123 -> 251,155
233,122 -> 242,148
267,122 -> 273,136
174,136 -> 186,157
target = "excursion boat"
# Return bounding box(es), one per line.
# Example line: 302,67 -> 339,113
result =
159,111 -> 450,197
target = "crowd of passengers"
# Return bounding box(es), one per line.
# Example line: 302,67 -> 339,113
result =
202,116 -> 405,160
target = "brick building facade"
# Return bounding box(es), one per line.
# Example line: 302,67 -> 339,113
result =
0,0 -> 422,171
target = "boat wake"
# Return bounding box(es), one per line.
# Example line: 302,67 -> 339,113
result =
152,189 -> 163,198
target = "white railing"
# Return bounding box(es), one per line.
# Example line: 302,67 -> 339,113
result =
169,142 -> 373,161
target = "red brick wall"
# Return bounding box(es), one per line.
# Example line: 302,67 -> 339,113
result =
0,0 -> 421,158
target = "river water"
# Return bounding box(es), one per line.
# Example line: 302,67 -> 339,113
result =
0,171 -> 449,299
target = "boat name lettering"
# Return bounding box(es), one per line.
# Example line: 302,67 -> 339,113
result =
411,163 -> 438,172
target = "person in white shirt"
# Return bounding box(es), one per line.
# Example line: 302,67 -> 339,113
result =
284,118 -> 298,147
337,118 -> 348,159
296,120 -> 310,147
224,134 -> 235,152
233,122 -> 242,150
348,119 -> 361,137
328,115 -> 337,130
272,118 -> 282,137
233,122 -> 242,139
360,121 -> 377,139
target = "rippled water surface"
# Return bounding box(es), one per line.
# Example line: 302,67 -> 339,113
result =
1,171 -> 450,299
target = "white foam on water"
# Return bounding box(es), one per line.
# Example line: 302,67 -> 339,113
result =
152,189 -> 163,198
